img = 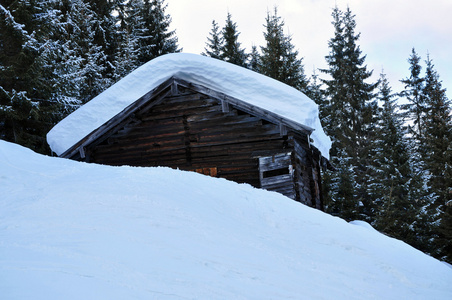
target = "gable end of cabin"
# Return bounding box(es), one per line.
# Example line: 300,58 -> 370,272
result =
62,77 -> 325,209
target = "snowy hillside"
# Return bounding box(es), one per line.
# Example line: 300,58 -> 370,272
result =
1,140 -> 451,299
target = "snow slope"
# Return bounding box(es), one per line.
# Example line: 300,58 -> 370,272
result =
1,140 -> 451,299
46,53 -> 331,158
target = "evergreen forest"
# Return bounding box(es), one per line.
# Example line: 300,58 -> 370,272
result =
1,1 -> 451,263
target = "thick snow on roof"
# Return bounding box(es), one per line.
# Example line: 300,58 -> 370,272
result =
47,53 -> 331,158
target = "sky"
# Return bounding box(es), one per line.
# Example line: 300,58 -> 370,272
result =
166,0 -> 452,97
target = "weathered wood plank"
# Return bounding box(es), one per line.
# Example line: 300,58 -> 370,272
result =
187,113 -> 261,127
149,98 -> 217,113
84,81 -> 321,205
162,93 -> 201,103
173,78 -> 315,135
261,174 -> 293,187
62,78 -> 175,159
258,153 -> 292,171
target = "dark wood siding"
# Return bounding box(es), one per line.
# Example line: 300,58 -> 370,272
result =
89,89 -> 289,188
78,83 -> 324,210
291,137 -> 323,209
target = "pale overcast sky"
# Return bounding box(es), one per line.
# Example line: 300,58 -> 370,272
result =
166,0 -> 452,97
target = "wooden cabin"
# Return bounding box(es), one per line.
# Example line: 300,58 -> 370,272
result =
47,54 -> 331,210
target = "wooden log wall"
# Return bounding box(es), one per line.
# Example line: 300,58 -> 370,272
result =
89,88 -> 290,188
291,137 -> 323,209
83,85 -> 323,208
310,149 -> 324,210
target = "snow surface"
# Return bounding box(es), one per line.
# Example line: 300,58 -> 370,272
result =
1,140 -> 451,300
46,53 -> 331,158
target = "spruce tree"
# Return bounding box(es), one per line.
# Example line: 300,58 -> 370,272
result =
398,50 -> 432,255
343,7 -> 379,220
202,20 -> 223,59
1,0 -> 118,153
248,45 -> 260,71
372,72 -> 416,244
31,0 -> 87,125
318,6 -> 345,137
114,0 -> 143,79
0,1 -> 46,151
63,0 -> 111,103
259,7 -> 308,92
113,32 -> 140,81
422,56 -> 451,209
219,13 -> 247,67
326,149 -> 358,220
400,50 -> 428,218
86,0 -> 119,79
421,55 -> 452,261
305,70 -> 325,116
400,48 -> 426,142
320,6 -> 378,221
440,203 -> 452,263
39,0 -> 116,105
319,6 -> 349,216
137,0 -> 180,64
259,7 -> 285,81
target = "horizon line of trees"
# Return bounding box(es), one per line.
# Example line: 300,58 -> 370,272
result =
1,1 -> 451,263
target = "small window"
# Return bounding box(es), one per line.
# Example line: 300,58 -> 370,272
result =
258,152 -> 293,185
262,167 -> 290,178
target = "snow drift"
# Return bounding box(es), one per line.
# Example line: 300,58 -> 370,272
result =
1,140 -> 451,299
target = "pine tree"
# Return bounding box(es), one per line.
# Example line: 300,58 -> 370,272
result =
248,45 -> 260,71
1,0 -> 117,153
219,13 -> 247,67
31,0 -> 86,127
318,6 -> 349,216
113,0 -> 145,79
259,7 -> 308,92
372,72 -> 416,244
113,32 -> 140,80
397,51 -> 433,255
86,0 -> 119,80
63,0 -> 112,103
421,55 -> 452,261
440,203 -> 452,262
318,6 -> 346,138
325,148 -> 357,220
0,1 -> 46,151
343,7 -> 379,220
305,69 -> 325,116
37,0 -> 116,105
202,20 -> 223,59
320,6 -> 378,222
422,56 -> 451,209
400,48 -> 426,142
259,8 -> 286,81
137,0 -> 180,64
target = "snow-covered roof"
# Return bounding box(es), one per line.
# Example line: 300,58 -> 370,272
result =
47,53 -> 331,158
